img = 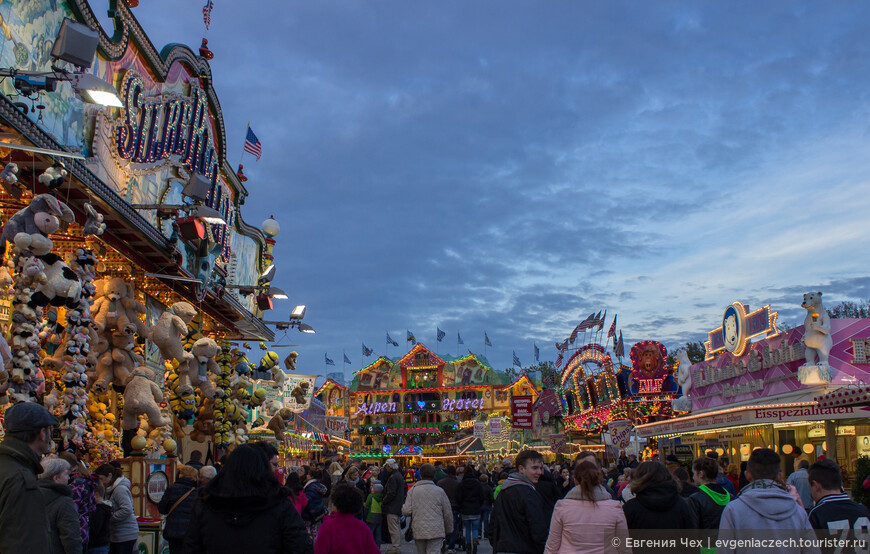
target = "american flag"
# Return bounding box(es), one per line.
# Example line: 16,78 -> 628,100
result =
607,314 -> 617,339
597,310 -> 606,331
243,126 -> 262,160
615,331 -> 625,358
555,353 -> 564,368
202,0 -> 214,30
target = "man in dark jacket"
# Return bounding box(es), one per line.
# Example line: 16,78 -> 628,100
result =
533,466 -> 561,529
490,450 -> 548,554
381,458 -> 406,554
808,458 -> 870,550
438,464 -> 462,552
158,465 -> 200,553
688,456 -> 734,529
0,402 -> 58,553
456,467 -> 487,553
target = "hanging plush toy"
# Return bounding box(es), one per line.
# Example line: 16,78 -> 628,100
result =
82,203 -> 106,237
177,337 -> 220,398
91,277 -> 150,337
150,302 -> 197,364
38,161 -> 67,190
0,194 -> 75,256
120,367 -> 170,430
0,162 -> 21,199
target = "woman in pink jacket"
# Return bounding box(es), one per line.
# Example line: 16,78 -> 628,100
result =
545,461 -> 631,554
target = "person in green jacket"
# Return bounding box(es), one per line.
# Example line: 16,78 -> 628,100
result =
0,402 -> 59,553
39,456 -> 83,554
364,482 -> 384,545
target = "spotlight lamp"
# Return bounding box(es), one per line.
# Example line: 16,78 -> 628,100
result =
290,305 -> 306,320
258,264 -> 276,285
0,19 -> 122,108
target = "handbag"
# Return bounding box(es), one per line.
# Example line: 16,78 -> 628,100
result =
404,517 -> 413,542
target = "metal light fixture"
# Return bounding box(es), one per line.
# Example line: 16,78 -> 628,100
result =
259,264 -> 276,284
298,323 -> 315,334
290,305 -> 306,320
181,173 -> 212,203
73,73 -> 123,107
51,18 -> 99,69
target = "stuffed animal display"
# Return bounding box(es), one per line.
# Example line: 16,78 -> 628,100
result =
120,367 -> 169,430
1,193 -> 74,256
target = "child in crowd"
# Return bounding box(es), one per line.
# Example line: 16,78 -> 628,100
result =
364,482 -> 384,545
314,485 -> 380,554
87,484 -> 111,554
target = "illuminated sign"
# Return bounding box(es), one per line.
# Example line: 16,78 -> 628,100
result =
355,401 -> 397,416
442,397 -> 482,411
638,379 -> 664,394
115,71 -> 219,182
705,303 -> 779,359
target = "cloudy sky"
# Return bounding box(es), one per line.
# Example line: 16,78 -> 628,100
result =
104,1 -> 870,378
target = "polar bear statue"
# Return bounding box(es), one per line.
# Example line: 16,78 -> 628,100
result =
801,291 -> 832,366
671,349 -> 693,412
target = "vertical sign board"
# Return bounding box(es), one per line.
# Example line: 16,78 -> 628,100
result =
474,421 -> 486,438
489,417 -> 502,436
511,395 -> 534,429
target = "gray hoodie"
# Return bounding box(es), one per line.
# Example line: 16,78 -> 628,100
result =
107,476 -> 140,542
718,481 -> 819,554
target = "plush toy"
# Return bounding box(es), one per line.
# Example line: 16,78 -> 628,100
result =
283,350 -> 298,371
0,162 -> 21,199
189,397 -> 215,443
290,381 -> 309,405
91,277 -> 150,337
150,302 -> 197,363
27,253 -> 81,309
82,203 -> 106,237
38,161 -> 67,190
267,408 -> 295,441
120,366 -> 169,430
0,194 -> 75,256
177,337 -> 220,398
93,328 -> 142,394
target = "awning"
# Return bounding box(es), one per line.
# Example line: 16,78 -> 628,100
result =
816,386 -> 870,409
457,437 -> 484,455
385,427 -> 441,435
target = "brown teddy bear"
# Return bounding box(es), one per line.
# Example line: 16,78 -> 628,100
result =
290,381 -> 310,405
93,328 -> 142,394
151,301 -> 197,363
283,351 -> 298,371
120,366 -> 169,430
177,337 -> 220,398
91,277 -> 150,338
267,408 -> 295,441
189,397 -> 215,443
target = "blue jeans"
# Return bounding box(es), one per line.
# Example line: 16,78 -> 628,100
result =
463,516 -> 480,548
87,547 -> 109,554
479,507 -> 491,539
447,508 -> 461,548
368,522 -> 381,545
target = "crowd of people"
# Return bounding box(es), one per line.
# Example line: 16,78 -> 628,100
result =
2,402 -> 869,554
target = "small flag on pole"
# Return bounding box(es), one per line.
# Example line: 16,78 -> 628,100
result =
362,343 -> 373,357
615,331 -> 625,358
437,328 -> 446,342
484,332 -> 492,347
343,353 -> 352,365
243,126 -> 262,161
597,310 -> 606,331
386,333 -> 399,347
202,0 -> 214,30
513,351 -> 521,367
534,343 -> 540,362
406,330 -> 416,345
457,332 -> 464,345
325,353 -> 335,366
555,353 -> 564,368
607,314 -> 617,339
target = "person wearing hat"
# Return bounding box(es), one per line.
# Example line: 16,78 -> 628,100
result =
380,458 -> 406,554
0,401 -> 59,553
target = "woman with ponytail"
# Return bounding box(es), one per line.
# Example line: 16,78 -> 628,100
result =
544,460 -> 630,554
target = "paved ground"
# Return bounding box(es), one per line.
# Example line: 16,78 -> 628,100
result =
388,539 -> 494,554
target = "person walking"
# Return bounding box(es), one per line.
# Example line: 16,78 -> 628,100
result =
381,458 -> 406,554
183,444 -> 313,554
718,448 -> 816,554
478,474 -> 494,541
489,450 -> 548,554
788,459 -> 814,511
0,402 -> 58,553
94,464 -> 139,554
363,482 -> 384,546
199,466 -> 217,487
303,468 -> 329,540
534,465 -> 562,528
456,464 -> 486,553
622,461 -> 697,554
157,464 -> 199,554
437,464 -> 462,552
59,452 -> 98,552
808,458 -> 870,548
402,463 -> 453,554
314,485 -> 380,554
688,456 -> 734,530
544,460 -> 630,554
39,456 -> 83,554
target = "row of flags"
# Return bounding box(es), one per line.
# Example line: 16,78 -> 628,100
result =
324,313 -> 623,369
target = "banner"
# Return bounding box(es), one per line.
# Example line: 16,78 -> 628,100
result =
325,416 -> 348,435
511,395 -> 533,429
474,421 -> 486,438
608,419 -> 634,449
283,374 -> 317,413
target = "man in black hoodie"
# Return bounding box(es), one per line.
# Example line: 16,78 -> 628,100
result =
490,450 -> 548,554
533,465 -> 561,529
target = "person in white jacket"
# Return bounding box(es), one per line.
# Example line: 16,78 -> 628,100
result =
402,463 -> 454,554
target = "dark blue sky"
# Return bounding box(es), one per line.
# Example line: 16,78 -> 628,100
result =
101,0 -> 870,378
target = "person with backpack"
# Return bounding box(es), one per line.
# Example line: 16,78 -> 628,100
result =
364,482 -> 384,546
